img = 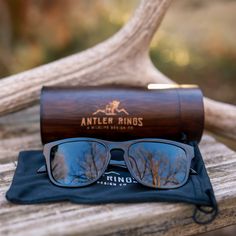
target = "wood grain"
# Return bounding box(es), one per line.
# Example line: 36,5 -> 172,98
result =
40,86 -> 204,144
0,108 -> 236,236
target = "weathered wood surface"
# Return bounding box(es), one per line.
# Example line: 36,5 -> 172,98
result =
0,107 -> 236,236
0,0 -> 236,141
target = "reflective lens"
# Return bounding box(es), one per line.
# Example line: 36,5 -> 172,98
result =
128,142 -> 188,188
50,141 -> 107,186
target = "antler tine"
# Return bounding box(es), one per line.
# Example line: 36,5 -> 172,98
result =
0,0 -> 173,116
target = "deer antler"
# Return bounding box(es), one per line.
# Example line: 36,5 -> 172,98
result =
0,0 -> 235,140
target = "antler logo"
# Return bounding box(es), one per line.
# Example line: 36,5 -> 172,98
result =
93,100 -> 129,116
80,100 -> 143,128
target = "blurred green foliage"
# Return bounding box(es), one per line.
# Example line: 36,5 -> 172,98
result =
0,0 -> 235,104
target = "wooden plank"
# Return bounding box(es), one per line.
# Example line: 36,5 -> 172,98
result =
0,135 -> 236,235
0,109 -> 236,235
0,106 -> 41,164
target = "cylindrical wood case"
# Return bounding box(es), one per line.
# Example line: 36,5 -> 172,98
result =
40,85 -> 204,144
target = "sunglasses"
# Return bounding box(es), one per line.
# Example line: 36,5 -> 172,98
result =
37,138 -> 196,189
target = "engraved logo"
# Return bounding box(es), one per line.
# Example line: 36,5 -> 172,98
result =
93,100 -> 129,116
80,99 -> 143,129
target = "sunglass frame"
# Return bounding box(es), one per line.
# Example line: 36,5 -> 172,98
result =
43,137 -> 194,189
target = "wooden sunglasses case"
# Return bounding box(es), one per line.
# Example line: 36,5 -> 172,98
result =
40,85 -> 204,144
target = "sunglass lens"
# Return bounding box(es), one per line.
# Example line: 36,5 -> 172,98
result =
128,142 -> 188,188
50,141 -> 108,186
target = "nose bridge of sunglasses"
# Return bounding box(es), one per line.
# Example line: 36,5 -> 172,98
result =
105,142 -> 129,157
108,149 -> 127,169
108,141 -> 130,150
110,148 -> 125,160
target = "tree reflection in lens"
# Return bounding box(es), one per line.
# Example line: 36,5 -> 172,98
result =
128,143 -> 187,188
50,141 -> 107,185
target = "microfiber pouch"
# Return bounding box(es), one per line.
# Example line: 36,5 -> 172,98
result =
6,142 -> 217,224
